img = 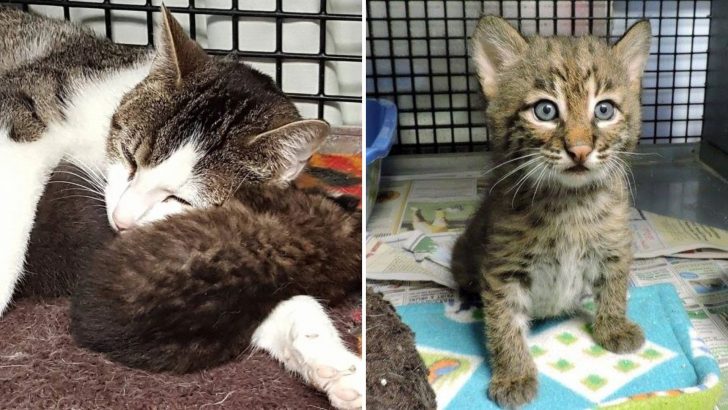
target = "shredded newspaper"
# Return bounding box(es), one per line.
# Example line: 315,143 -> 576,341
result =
366,173 -> 728,405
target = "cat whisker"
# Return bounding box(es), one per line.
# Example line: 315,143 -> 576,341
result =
46,180 -> 105,197
51,170 -> 105,193
53,187 -> 106,199
611,150 -> 663,158
506,160 -> 542,194
510,162 -> 544,208
610,157 -> 636,204
51,194 -> 107,204
606,159 -> 634,205
612,155 -> 636,186
531,164 -> 549,207
64,154 -> 107,188
481,153 -> 541,176
488,157 -> 541,195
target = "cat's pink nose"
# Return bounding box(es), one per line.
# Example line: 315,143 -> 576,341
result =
567,145 -> 593,165
112,208 -> 136,231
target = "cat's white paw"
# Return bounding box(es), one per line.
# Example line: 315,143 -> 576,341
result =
324,361 -> 363,410
290,335 -> 363,410
253,296 -> 362,409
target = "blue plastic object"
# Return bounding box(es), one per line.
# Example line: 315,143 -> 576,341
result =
365,99 -> 398,220
366,99 -> 397,165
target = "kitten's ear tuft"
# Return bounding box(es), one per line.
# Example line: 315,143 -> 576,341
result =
613,20 -> 652,88
251,119 -> 330,185
470,15 -> 527,99
152,5 -> 209,85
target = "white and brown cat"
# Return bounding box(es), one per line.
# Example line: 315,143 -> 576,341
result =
0,7 -> 361,408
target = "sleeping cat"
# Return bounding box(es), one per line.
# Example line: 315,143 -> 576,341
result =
451,16 -> 651,407
20,163 -> 362,409
0,6 -> 326,313
1,7 -> 361,408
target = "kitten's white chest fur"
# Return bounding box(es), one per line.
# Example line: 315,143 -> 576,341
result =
0,59 -> 151,315
526,197 -> 611,319
528,245 -> 600,318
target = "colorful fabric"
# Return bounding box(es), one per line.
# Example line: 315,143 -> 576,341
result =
397,284 -> 722,409
295,127 -> 363,205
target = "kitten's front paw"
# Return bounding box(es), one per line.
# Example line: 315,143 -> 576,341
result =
488,370 -> 538,409
593,319 -> 645,353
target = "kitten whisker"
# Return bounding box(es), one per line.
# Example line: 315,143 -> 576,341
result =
488,157 -> 541,195
510,162 -> 544,208
481,153 -> 541,176
531,164 -> 549,207
506,160 -> 542,194
611,150 -> 663,158
610,157 -> 636,205
612,156 -> 637,189
606,159 -> 634,205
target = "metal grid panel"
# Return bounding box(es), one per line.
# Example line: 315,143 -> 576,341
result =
5,0 -> 362,126
366,1 -> 710,154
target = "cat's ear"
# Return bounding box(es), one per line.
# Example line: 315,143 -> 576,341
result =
470,15 -> 527,99
613,20 -> 652,88
151,5 -> 209,85
250,119 -> 330,185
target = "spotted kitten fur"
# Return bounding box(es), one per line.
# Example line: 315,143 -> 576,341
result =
452,16 -> 652,407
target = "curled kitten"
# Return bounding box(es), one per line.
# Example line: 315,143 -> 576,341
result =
452,16 -> 651,407
70,184 -> 361,373
19,163 -> 113,298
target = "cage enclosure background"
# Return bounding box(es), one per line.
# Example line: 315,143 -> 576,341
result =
366,1 -> 710,154
4,0 -> 363,126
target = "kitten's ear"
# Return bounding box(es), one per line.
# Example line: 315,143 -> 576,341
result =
251,119 -> 330,185
151,5 -> 209,85
470,15 -> 527,99
613,20 -> 652,88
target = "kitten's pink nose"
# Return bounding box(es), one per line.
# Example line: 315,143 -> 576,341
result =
567,145 -> 593,165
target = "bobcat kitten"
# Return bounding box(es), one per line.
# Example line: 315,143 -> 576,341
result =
451,16 -> 651,407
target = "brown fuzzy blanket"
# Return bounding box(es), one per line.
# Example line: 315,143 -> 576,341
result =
1,297 -> 360,409
365,290 -> 436,409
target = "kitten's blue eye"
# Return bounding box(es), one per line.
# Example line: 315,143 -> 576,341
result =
595,100 -> 615,120
533,100 -> 558,121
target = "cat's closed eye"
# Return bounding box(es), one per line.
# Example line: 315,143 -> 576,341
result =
164,195 -> 191,206
122,146 -> 137,180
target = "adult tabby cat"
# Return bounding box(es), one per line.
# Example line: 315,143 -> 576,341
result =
0,7 -> 361,408
451,16 -> 651,407
0,6 -> 326,313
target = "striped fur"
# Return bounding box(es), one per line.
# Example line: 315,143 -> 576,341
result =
452,16 -> 652,408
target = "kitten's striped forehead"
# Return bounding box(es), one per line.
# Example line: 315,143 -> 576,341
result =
525,37 -> 626,121
533,39 -> 619,91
